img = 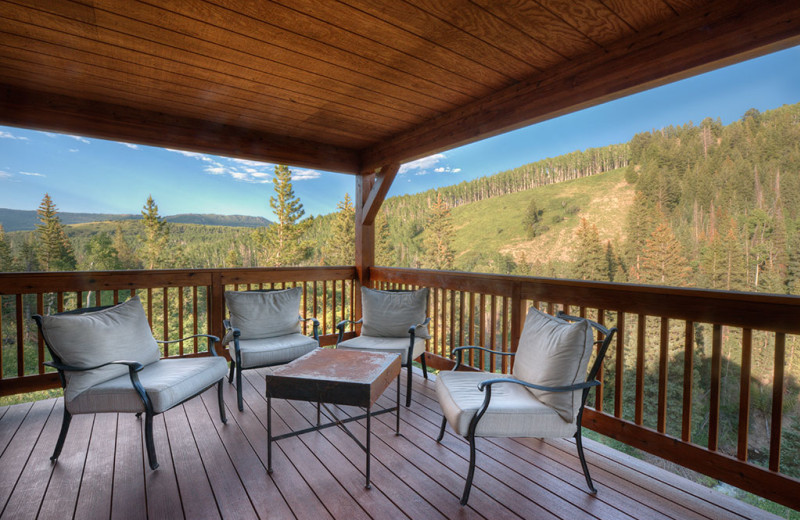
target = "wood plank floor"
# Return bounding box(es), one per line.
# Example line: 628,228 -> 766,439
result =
0,367 -> 781,520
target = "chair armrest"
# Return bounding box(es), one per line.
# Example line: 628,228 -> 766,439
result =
301,316 -> 320,341
44,359 -> 145,373
336,319 -> 362,344
157,334 -> 221,356
408,317 -> 431,336
477,377 -> 600,393
451,345 -> 514,370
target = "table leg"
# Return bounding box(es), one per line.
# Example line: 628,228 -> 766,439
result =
267,395 -> 273,473
366,404 -> 371,489
396,372 -> 401,435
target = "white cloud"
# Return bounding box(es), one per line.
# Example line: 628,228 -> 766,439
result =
292,169 -> 321,181
453,168 -> 462,173
20,171 -> 45,177
232,158 -> 272,168
67,135 -> 91,144
205,166 -> 226,175
120,142 -> 139,149
0,131 -> 28,141
69,149 -> 79,153
0,170 -> 11,179
399,153 -> 446,175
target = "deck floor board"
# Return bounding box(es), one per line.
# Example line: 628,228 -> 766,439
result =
0,367 -> 783,520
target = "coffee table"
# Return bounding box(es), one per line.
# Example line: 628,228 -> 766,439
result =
265,348 -> 401,488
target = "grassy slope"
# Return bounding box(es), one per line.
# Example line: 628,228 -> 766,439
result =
448,168 -> 635,268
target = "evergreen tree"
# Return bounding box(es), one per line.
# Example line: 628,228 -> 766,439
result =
523,197 -> 543,238
16,234 -> 40,272
258,165 -> 309,266
35,193 -> 76,271
141,195 -> 169,269
322,193 -> 355,265
0,224 -> 13,272
640,221 -> 692,286
624,192 -> 658,281
113,222 -> 140,269
424,191 -> 455,270
573,218 -> 606,280
83,232 -> 120,270
375,211 -> 394,266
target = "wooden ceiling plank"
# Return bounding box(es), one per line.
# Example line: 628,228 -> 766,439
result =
0,7 -> 423,129
470,0 -> 599,59
0,33 -> 398,141
93,0 -> 456,116
0,57 -> 377,149
535,0 -> 635,47
0,84 -> 361,174
219,0 -> 506,92
341,0 -> 550,79
361,0 -> 800,171
601,0 -> 678,32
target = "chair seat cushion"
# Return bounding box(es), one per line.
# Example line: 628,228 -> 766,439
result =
66,357 -> 228,414
436,371 -> 578,438
337,335 -> 425,365
232,334 -> 318,368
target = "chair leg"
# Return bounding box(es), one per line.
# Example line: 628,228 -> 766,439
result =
575,429 -> 597,494
420,352 -> 428,380
217,380 -> 227,424
236,365 -> 244,412
460,431 -> 478,505
51,406 -> 72,462
145,412 -> 159,470
228,359 -> 235,384
405,364 -> 413,407
436,416 -> 447,442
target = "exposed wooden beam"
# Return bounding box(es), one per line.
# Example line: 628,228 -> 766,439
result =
0,84 -> 361,174
361,0 -> 800,171
361,163 -> 399,226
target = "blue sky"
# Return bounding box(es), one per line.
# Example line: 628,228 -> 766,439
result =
1,45 -> 799,220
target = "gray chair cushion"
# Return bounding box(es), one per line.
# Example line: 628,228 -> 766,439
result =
512,307 -> 593,422
231,334 -> 318,369
337,335 -> 426,365
360,287 -> 429,339
66,357 -> 227,414
225,288 -> 302,339
38,296 -> 160,401
436,371 -> 578,438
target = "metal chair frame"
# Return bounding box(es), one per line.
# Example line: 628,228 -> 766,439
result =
436,312 -> 617,505
33,305 -> 227,471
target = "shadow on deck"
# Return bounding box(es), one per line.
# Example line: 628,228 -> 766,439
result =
0,368 -> 779,519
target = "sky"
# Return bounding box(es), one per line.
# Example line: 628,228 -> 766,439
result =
1,45 -> 799,220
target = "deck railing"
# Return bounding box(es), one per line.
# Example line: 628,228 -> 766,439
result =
0,267 -> 357,395
1,265 -> 799,509
371,267 -> 800,511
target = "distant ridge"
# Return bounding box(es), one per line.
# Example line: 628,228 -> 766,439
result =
0,208 -> 270,232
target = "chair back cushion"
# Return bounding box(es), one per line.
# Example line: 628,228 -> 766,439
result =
38,296 -> 160,402
360,287 -> 429,339
512,307 -> 593,422
225,288 -> 302,340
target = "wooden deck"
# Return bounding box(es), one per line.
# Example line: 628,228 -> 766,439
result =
0,368 -> 780,520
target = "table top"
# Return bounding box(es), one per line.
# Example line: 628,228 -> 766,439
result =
265,348 -> 401,407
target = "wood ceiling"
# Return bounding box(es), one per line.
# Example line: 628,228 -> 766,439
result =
1,0 -> 799,175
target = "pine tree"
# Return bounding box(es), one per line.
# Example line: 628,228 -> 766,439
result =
35,193 -> 76,271
375,211 -> 394,266
16,234 -> 40,272
259,165 -> 309,266
523,197 -> 543,238
640,222 -> 692,286
113,222 -> 140,269
83,232 -> 120,270
573,218 -> 606,280
0,224 -> 13,272
141,195 -> 169,269
322,193 -> 355,265
624,192 -> 658,281
424,191 -> 455,270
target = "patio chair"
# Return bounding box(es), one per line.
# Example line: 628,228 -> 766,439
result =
435,307 -> 617,505
223,287 -> 320,411
33,296 -> 228,471
336,287 -> 430,407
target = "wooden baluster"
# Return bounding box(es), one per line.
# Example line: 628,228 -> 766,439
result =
37,294 -> 44,374
657,317 -> 669,434
322,280 -> 328,336
449,289 -> 456,361
440,289 -> 447,359
614,312 -> 625,418
479,293 -> 486,370
468,292 -> 476,367
458,291 -> 465,350
178,287 -> 185,357
709,324 -> 723,452
15,294 -> 23,377
501,296 -> 509,374
489,295 -> 497,372
737,328 -> 752,460
770,332 -> 786,472
595,309 -> 606,411
635,314 -> 645,425
193,286 -> 199,354
163,287 -> 169,356
682,321 -> 694,442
